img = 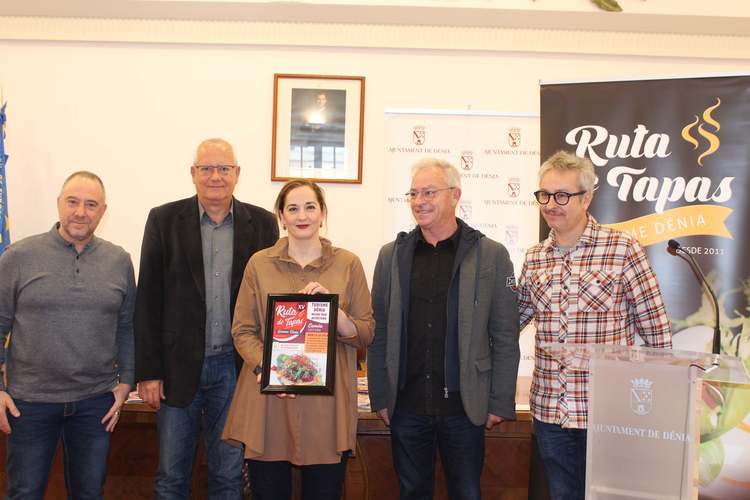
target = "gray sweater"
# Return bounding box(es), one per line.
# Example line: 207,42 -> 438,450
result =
0,225 -> 135,403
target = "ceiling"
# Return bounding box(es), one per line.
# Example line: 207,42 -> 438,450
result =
1,0 -> 748,36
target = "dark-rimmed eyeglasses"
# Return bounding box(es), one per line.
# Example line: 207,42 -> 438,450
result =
194,165 -> 237,177
404,187 -> 455,201
533,190 -> 586,205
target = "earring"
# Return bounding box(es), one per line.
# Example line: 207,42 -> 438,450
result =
320,223 -> 323,228
282,225 -> 287,230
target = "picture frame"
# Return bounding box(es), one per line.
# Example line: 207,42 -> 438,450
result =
261,293 -> 338,395
271,74 -> 365,184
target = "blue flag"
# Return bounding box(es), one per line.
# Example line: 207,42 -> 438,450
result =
0,101 -> 9,255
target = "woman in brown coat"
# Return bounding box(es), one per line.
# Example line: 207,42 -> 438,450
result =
222,179 -> 375,500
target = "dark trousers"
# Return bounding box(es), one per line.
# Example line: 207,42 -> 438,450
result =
247,452 -> 350,500
533,418 -> 587,500
6,391 -> 114,500
390,410 -> 485,500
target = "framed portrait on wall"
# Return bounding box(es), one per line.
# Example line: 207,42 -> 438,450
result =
271,74 -> 365,184
260,294 -> 338,395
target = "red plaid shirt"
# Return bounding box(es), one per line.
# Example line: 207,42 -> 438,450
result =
518,214 -> 672,429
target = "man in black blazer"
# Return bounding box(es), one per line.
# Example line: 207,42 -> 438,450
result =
134,138 -> 278,499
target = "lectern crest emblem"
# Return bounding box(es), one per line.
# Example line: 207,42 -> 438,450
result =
630,378 -> 654,416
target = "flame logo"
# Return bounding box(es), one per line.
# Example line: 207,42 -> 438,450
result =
681,98 -> 721,166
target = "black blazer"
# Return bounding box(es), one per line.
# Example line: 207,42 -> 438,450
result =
134,196 -> 278,407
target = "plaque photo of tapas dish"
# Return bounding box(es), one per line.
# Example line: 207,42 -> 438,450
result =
261,293 -> 338,395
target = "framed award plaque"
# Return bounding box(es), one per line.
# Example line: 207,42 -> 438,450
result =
261,294 -> 338,395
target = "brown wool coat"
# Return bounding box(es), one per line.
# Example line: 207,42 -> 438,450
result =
222,238 -> 375,465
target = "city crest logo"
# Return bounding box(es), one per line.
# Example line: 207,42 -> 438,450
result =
507,177 -> 521,198
458,200 -> 472,221
460,151 -> 474,171
412,126 -> 426,145
508,127 -> 521,148
681,97 -> 721,166
630,378 -> 654,416
505,224 -> 518,247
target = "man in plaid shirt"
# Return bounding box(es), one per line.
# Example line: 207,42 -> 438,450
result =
517,151 -> 672,500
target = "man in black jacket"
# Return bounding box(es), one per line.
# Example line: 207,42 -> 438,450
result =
135,138 -> 278,499
368,158 -> 520,500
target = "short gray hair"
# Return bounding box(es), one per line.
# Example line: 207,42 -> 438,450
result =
60,171 -> 106,199
411,158 -> 461,189
539,151 -> 596,192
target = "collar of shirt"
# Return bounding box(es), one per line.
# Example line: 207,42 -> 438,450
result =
267,236 -> 335,269
415,223 -> 461,250
198,200 -> 234,226
543,213 -> 599,254
50,223 -> 100,254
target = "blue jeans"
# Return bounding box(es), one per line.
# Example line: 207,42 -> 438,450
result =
533,418 -> 587,500
5,391 -> 115,500
247,452 -> 350,500
155,351 -> 243,500
390,410 -> 485,500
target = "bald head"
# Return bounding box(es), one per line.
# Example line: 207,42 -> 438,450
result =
193,138 -> 237,166
59,171 -> 106,201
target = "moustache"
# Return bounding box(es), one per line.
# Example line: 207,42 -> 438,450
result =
542,209 -> 565,216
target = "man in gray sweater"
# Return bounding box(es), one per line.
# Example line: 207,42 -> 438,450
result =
0,171 -> 135,500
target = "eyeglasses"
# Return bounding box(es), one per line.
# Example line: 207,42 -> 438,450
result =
404,187 -> 455,201
194,165 -> 237,176
533,190 -> 586,205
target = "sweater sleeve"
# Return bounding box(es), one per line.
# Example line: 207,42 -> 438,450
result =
0,246 -> 19,390
336,255 -> 375,350
231,258 -> 265,370
115,255 -> 137,387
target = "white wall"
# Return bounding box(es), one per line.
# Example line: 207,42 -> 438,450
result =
1,36 -> 748,280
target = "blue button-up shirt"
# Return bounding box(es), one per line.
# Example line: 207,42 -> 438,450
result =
199,203 -> 234,357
